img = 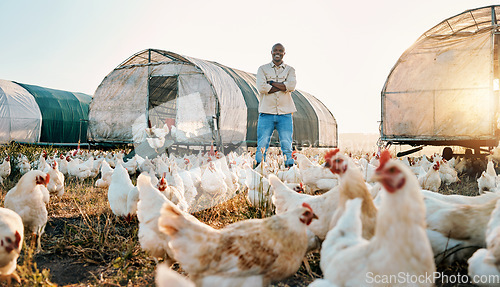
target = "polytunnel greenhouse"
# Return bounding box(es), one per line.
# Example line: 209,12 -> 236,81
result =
88,49 -> 337,151
381,5 -> 500,152
0,79 -> 92,144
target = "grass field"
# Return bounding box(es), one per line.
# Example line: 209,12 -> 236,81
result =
0,143 -> 486,286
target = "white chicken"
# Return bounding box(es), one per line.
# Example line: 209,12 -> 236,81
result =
36,152 -> 50,173
438,159 -> 460,186
158,200 -> 318,286
417,154 -> 433,172
174,167 -> 198,208
478,172 -> 497,194
136,173 -> 176,263
270,174 -> 339,241
356,156 -> 377,183
425,195 -> 498,264
117,156 -> 138,175
47,161 -> 65,197
214,155 -> 239,195
421,189 -> 500,205
468,199 -> 500,286
165,164 -> 186,199
157,174 -> 189,212
319,198 -> 365,281
155,263 -> 195,287
56,154 -> 68,175
418,161 -> 441,192
95,160 -> 114,189
4,170 -> 50,249
107,164 -> 138,221
66,156 -> 92,180
138,156 -> 156,174
146,124 -> 169,152
319,150 -> 435,286
277,165 -> 302,184
199,162 -> 228,197
0,156 -> 11,185
294,153 -> 337,192
477,159 -> 498,193
16,154 -> 31,175
0,208 -> 23,285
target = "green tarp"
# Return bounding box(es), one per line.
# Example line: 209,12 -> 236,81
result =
16,82 -> 92,143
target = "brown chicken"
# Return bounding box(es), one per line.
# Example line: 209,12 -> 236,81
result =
158,200 -> 317,286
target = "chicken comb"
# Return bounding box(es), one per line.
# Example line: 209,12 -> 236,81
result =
302,202 -> 313,212
14,231 -> 21,248
376,149 -> 392,171
324,148 -> 340,161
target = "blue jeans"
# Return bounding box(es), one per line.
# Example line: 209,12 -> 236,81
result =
255,113 -> 294,166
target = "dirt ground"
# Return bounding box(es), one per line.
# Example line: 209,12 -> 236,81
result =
35,218 -> 104,286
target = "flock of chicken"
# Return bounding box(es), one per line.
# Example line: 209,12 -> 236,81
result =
0,146 -> 500,286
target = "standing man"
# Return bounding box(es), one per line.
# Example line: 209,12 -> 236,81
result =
255,43 -> 297,168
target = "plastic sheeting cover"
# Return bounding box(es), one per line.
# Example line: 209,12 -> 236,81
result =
186,57 -> 248,145
382,6 -> 499,141
0,80 -> 42,143
300,90 -> 338,147
151,61 -> 215,144
89,66 -> 149,142
175,92 -> 212,143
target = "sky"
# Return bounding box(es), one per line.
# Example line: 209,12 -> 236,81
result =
1,0 -> 499,135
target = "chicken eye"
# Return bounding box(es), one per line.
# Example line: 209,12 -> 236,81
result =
388,167 -> 397,173
5,238 -> 11,244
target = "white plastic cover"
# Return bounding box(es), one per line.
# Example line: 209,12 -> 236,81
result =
300,90 -> 338,147
89,66 -> 149,142
186,56 -> 248,144
0,79 -> 42,143
175,92 -> 212,143
89,51 -> 248,145
382,6 -> 500,141
149,62 -> 216,144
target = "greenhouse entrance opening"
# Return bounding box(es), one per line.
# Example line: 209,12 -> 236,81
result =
148,76 -> 177,129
